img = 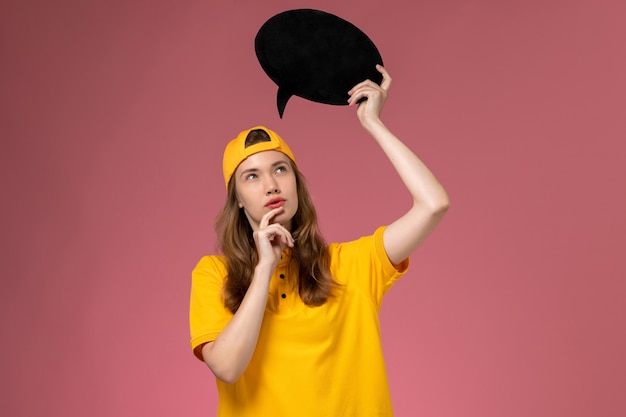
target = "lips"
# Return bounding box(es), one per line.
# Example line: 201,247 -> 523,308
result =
265,198 -> 285,209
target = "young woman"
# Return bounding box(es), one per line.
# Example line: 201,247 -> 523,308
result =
189,66 -> 450,416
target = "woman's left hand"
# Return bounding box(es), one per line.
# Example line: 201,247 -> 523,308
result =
347,64 -> 392,126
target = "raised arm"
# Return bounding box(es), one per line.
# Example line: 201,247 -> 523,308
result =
347,65 -> 450,265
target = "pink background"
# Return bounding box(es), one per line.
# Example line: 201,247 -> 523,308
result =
2,0 -> 625,416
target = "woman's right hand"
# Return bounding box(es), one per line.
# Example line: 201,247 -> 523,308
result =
203,206 -> 294,384
253,207 -> 295,270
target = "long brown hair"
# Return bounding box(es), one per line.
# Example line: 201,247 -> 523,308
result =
215,132 -> 338,314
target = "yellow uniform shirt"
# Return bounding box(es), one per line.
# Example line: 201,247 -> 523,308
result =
189,226 -> 409,417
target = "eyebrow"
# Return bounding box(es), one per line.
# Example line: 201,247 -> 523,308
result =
239,160 -> 288,177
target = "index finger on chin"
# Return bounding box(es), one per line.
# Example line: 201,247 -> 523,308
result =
260,206 -> 284,228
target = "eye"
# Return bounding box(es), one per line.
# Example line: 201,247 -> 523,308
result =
245,173 -> 258,181
275,165 -> 288,174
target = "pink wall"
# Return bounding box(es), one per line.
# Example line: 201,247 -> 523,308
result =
2,0 -> 625,416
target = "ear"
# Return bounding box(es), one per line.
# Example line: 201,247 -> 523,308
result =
234,187 -> 243,208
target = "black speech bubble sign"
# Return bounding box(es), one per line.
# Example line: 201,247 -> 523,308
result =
255,9 -> 384,118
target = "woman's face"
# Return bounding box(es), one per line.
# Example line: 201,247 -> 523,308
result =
234,150 -> 298,231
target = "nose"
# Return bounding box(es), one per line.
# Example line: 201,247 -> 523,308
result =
265,177 -> 279,195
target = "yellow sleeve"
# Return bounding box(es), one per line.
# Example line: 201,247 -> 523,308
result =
329,226 -> 409,308
189,255 -> 233,361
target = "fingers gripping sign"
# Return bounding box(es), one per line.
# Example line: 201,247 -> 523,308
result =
348,65 -> 392,124
253,207 -> 295,270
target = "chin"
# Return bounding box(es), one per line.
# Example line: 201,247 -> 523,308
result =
277,212 -> 296,230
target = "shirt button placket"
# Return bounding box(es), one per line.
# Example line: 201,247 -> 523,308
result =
278,272 -> 286,300
281,273 -> 286,299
